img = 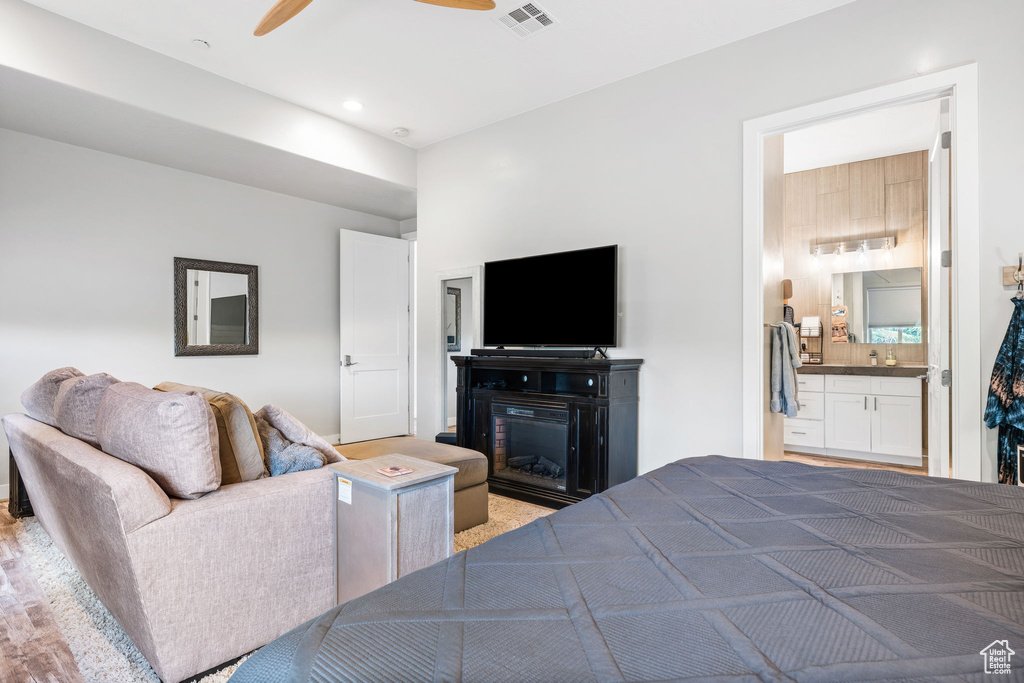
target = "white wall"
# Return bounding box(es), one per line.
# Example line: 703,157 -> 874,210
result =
415,0 -> 1024,480
0,128 -> 400,493
445,278 -> 473,424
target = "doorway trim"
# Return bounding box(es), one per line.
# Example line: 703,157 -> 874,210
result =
435,266 -> 483,436
741,64 -> 982,480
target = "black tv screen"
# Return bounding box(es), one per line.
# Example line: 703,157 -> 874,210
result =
483,245 -> 617,347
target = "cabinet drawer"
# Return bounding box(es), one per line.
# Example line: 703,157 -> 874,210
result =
796,393 -> 824,420
796,374 -> 825,393
825,375 -> 873,394
870,376 -> 923,398
784,419 -> 825,448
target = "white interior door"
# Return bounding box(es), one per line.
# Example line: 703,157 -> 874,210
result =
339,229 -> 410,443
927,102 -> 952,478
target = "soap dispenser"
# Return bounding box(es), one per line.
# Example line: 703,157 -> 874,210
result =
885,346 -> 897,366
869,350 -> 878,367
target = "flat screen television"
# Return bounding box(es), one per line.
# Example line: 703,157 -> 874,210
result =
483,245 -> 617,347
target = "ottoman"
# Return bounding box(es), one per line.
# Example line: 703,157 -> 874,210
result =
336,438 -> 488,533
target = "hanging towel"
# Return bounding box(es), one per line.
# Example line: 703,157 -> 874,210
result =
770,322 -> 803,418
985,297 -> 1024,485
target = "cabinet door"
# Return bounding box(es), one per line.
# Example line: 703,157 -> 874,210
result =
572,404 -> 601,498
870,395 -> 923,457
472,398 -> 491,460
825,393 -> 872,452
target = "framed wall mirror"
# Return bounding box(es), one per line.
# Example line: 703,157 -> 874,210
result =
174,257 -> 258,356
831,267 -> 923,345
445,286 -> 461,352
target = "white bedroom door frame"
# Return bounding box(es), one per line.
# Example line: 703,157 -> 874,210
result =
741,64 -> 982,481
435,266 -> 484,437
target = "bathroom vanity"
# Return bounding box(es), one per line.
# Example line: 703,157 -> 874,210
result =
784,365 -> 927,467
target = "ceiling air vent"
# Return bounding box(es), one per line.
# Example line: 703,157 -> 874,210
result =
496,3 -> 556,39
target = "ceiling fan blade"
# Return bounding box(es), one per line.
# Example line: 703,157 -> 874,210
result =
413,0 -> 497,10
254,0 -> 315,36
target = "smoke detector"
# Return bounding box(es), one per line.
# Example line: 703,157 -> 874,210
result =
496,3 -> 556,39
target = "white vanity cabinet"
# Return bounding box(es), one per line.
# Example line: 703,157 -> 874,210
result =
786,373 -> 923,466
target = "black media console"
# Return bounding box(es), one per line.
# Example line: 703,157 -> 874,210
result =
452,355 -> 643,508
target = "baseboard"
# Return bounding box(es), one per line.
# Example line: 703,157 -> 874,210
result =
323,434 -> 341,446
0,484 -> 9,502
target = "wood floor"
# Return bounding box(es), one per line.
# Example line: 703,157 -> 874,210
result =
0,505 -> 83,683
783,451 -> 928,475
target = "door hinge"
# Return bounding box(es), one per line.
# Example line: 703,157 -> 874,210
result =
941,131 -> 951,149
941,369 -> 952,387
941,250 -> 952,268
193,315 -> 198,321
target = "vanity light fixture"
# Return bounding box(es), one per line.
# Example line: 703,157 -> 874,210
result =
810,236 -> 898,257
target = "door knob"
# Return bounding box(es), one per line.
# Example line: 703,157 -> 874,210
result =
343,355 -> 359,367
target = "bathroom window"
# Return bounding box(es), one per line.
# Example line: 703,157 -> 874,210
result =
869,326 -> 922,344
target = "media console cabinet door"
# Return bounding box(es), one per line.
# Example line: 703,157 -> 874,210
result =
331,457 -> 455,604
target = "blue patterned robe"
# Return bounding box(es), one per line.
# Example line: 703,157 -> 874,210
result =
985,297 -> 1024,484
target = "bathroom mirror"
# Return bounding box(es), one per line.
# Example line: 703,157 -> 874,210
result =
831,267 -> 922,344
445,286 -> 461,352
174,257 -> 259,356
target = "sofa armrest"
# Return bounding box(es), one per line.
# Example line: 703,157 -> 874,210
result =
3,413 -> 171,534
125,466 -> 337,683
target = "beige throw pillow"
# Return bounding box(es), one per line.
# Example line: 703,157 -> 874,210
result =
96,383 -> 221,499
21,367 -> 85,427
54,373 -> 120,447
255,404 -> 343,464
155,382 -> 268,485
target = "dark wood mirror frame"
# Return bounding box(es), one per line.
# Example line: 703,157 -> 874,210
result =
174,257 -> 259,356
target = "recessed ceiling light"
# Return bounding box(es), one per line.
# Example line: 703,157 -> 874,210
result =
342,100 -> 364,112
191,38 -> 211,49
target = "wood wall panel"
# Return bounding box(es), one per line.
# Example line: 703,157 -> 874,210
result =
783,150 -> 928,367
784,170 -> 817,228
817,163 -> 849,194
884,151 -> 926,184
886,180 -> 924,243
816,191 -> 850,243
849,158 -> 884,219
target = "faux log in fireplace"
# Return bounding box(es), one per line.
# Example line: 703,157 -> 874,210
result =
452,356 -> 643,508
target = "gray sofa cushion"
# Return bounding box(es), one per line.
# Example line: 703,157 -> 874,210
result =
53,373 -> 120,447
21,366 -> 85,427
96,382 -> 221,499
155,382 -> 267,485
255,404 -> 343,463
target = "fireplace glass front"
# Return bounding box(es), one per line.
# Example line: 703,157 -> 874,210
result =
491,404 -> 569,493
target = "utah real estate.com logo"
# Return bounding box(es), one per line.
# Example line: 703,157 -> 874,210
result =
980,640 -> 1015,675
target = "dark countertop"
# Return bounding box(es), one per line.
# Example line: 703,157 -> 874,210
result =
797,364 -> 928,378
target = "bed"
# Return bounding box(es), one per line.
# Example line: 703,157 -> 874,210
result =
231,456 -> 1024,682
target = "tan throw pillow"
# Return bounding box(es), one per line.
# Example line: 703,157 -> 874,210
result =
96,382 -> 221,499
155,382 -> 267,485
255,404 -> 343,464
54,373 -> 120,447
21,367 -> 85,427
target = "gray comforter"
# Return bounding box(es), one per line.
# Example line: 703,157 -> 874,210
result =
231,456 -> 1024,682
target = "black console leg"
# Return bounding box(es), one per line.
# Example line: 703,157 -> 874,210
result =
8,450 -> 33,519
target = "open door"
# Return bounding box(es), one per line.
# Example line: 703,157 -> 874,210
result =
339,229 -> 410,443
927,101 -> 952,478
763,134 -> 786,460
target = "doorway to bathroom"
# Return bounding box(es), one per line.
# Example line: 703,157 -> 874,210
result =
435,266 -> 483,438
742,65 -> 981,481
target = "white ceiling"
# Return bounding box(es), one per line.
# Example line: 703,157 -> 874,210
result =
21,0 -> 853,149
784,99 -> 942,173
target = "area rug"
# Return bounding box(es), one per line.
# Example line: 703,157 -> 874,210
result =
12,493 -> 552,682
